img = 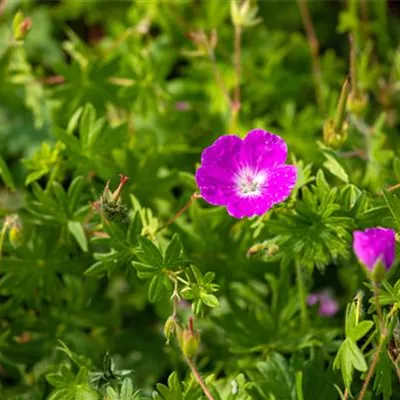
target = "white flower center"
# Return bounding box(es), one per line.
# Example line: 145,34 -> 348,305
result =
235,167 -> 267,198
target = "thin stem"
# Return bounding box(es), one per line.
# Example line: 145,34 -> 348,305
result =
186,357 -> 215,400
297,0 -> 324,111
358,283 -> 387,400
373,283 -> 386,336
156,193 -> 200,234
387,304 -> 398,319
295,260 -> 308,330
208,48 -> 232,106
349,35 -> 359,97
233,24 -> 242,113
40,75 -> 65,85
361,329 -> 377,352
343,389 -> 349,400
0,0 -> 8,17
358,338 -> 384,400
360,0 -> 369,41
387,182 -> 400,192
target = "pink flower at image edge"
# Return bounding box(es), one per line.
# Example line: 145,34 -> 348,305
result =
352,227 -> 396,270
195,129 -> 297,218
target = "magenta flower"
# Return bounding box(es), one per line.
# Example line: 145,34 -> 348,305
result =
195,129 -> 297,218
307,291 -> 339,317
353,228 -> 396,270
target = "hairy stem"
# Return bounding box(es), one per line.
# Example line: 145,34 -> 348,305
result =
295,260 -> 308,330
186,357 -> 215,400
233,23 -> 242,113
297,0 -> 324,111
387,182 -> 400,192
358,283 -> 387,400
358,338 -> 384,400
157,193 -> 200,234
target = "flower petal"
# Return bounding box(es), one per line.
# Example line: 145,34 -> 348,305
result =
195,165 -> 236,206
239,129 -> 288,170
200,135 -> 242,173
264,164 -> 297,205
226,195 -> 273,219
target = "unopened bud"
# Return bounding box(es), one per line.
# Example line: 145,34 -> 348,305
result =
187,30 -> 217,57
347,91 -> 368,115
9,218 -> 23,248
13,11 -> 32,41
231,0 -> 261,27
178,317 -> 200,359
323,118 -> 348,148
94,174 -> 130,222
163,316 -> 177,344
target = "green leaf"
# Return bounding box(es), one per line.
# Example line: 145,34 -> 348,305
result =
163,233 -> 182,267
248,353 -> 296,400
201,293 -> 220,308
85,261 -> 109,277
132,261 -> 159,279
53,127 -> 82,153
323,152 -> 349,183
52,182 -> 67,209
79,103 -> 96,148
0,155 -> 16,191
106,387 -> 119,400
67,176 -> 85,213
68,221 -> 88,252
25,169 -> 48,186
121,378 -> 134,400
46,373 -> 67,388
136,236 -> 163,268
67,107 -> 83,134
347,339 -> 367,372
350,320 -> 374,342
334,340 -> 353,391
148,274 -> 165,303
373,351 -> 393,400
383,189 -> 400,228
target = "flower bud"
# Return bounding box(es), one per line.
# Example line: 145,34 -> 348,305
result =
94,174 -> 130,222
177,317 -> 200,359
9,218 -> 23,248
347,91 -> 368,115
353,227 -> 396,282
323,78 -> 350,148
13,11 -> 32,41
323,118 -> 348,148
231,0 -> 261,27
163,316 -> 177,344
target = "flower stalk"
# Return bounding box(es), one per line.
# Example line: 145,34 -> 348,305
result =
297,0 -> 324,111
295,260 -> 308,330
176,317 -> 215,400
358,284 -> 387,400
